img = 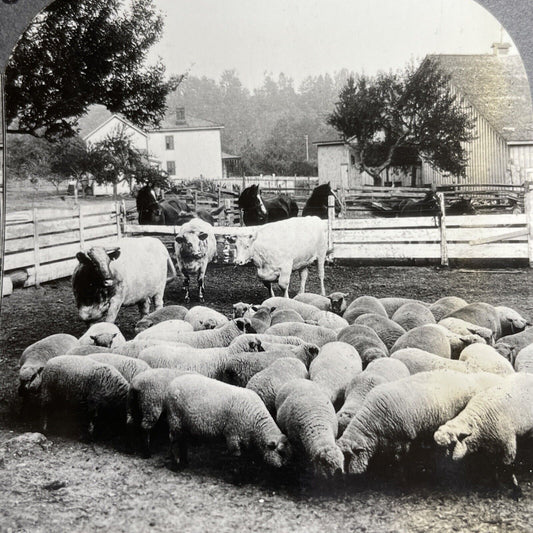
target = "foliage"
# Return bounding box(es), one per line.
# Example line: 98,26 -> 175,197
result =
5,0 -> 182,140
327,59 -> 476,184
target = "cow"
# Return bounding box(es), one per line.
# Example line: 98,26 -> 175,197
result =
174,218 -> 217,303
72,237 -> 175,323
228,216 -> 328,298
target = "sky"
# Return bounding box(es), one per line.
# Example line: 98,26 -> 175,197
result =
147,0 -> 516,90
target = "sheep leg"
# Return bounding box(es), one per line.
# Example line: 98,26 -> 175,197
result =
168,434 -> 189,470
298,268 -> 309,294
226,435 -> 243,457
496,463 -> 523,500
140,428 -> 152,459
278,263 -> 293,298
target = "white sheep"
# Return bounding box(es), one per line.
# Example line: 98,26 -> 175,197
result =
434,373 -> 533,496
438,317 -> 494,345
432,324 -> 487,360
390,324 -> 451,359
458,344 -> 514,376
494,328 -> 533,364
66,345 -> 112,356
337,358 -> 411,434
391,348 -> 468,374
514,344 -> 533,373
270,309 -> 305,326
232,302 -> 255,318
317,312 -> 349,332
308,342 -> 362,407
246,306 -> 273,333
134,320 -> 194,341
134,305 -> 189,334
392,302 -> 436,331
337,370 -> 502,475
293,291 -> 349,315
114,339 -> 190,358
246,359 -> 308,414
229,333 -> 314,349
264,322 -> 337,347
495,306 -> 529,337
343,296 -> 388,324
78,323 -> 126,349
87,353 -> 151,382
429,296 -> 468,322
275,378 -> 345,479
261,297 -> 325,323
165,374 -> 291,468
336,324 -> 388,368
444,302 -> 502,340
39,355 -> 129,439
378,297 -> 429,318
183,306 -> 229,331
353,313 -> 407,351
19,334 -> 79,396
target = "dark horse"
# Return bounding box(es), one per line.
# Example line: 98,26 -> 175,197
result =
238,184 -> 299,226
136,185 -> 225,225
302,182 -> 342,219
398,190 -> 441,216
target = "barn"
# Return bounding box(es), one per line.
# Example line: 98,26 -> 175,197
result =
317,43 -> 533,190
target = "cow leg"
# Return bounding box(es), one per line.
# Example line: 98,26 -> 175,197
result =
153,291 -> 164,311
182,274 -> 190,303
317,252 -> 326,296
138,297 -> 151,317
298,267 -> 309,294
278,263 -> 293,298
198,262 -> 209,302
263,280 -> 274,298
104,296 -> 124,323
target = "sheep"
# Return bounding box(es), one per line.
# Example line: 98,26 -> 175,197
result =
434,373 -> 533,496
276,378 -> 344,478
343,296 -> 388,324
391,348 -> 469,374
308,342 -> 363,407
246,359 -> 308,414
78,323 -> 126,349
134,305 -> 189,334
134,320 -> 194,341
337,358 -> 411,434
432,324 -> 487,359
229,333 -> 313,349
353,313 -> 406,351
114,339 -> 190,358
317,312 -> 349,332
293,291 -> 349,315
337,324 -> 388,368
337,370 -> 502,475
458,344 -> 515,376
444,302 -> 502,340
138,318 -> 255,349
392,302 -> 436,331
261,297 -> 324,322
494,328 -> 533,364
438,317 -> 494,345
39,355 -> 129,439
264,322 -> 337,348
127,368 -> 192,457
429,296 -> 468,322
378,297 -> 429,318
514,345 -> 533,373
390,324 -> 451,358
19,334 -> 79,396
232,302 -> 254,318
183,306 -> 229,331
66,345 -> 112,356
495,306 -> 529,337
165,374 -> 291,468
87,353 -> 151,383
270,309 -> 305,326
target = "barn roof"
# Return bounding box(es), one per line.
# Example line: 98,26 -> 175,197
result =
427,53 -> 533,142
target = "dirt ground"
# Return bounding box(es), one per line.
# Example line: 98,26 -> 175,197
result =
2,262 -> 533,532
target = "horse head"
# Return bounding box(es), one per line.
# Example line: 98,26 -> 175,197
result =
136,185 -> 163,224
303,182 -> 342,219
238,184 -> 268,225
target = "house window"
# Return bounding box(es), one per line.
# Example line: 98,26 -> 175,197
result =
350,155 -> 356,166
165,135 -> 174,150
166,161 -> 176,176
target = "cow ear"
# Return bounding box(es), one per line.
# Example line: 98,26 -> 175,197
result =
76,252 -> 91,265
107,247 -> 121,261
175,236 -> 185,244
198,232 -> 209,241
227,236 -> 237,244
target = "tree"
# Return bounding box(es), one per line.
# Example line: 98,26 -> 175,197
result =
5,0 -> 182,141
327,59 -> 476,185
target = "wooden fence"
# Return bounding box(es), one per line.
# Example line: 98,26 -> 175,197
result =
4,202 -> 121,290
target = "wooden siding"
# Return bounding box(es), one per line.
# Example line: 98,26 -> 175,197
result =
509,144 -> 533,183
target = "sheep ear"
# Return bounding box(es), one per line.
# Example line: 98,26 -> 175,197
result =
267,440 -> 277,450
251,305 -> 260,312
90,335 -> 98,342
227,236 -> 237,244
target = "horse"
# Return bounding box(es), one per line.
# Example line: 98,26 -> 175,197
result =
237,184 -> 298,226
136,185 -> 225,225
398,190 -> 441,217
302,182 -> 342,219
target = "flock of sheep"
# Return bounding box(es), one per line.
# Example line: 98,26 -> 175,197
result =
17,290 -> 533,496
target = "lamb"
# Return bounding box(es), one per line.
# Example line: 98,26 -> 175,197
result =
261,297 -> 324,323
378,297 -> 429,318
19,334 -> 79,396
264,322 -> 337,347
78,323 -> 126,349
353,313 -> 406,351
87,353 -> 151,382
308,342 -> 362,406
232,302 -> 254,318
183,306 -> 229,331
165,374 -> 291,468
138,318 -> 255,349
293,291 -> 349,315
337,358 -> 411,434
434,373 -> 533,495
270,309 -> 305,326
429,296 -> 468,322
444,302 -> 502,340
495,306 -> 529,337
39,355 -> 129,439
390,324 -> 451,359
494,328 -> 533,364
337,370 -> 502,475
246,359 -> 308,414
276,379 -> 344,478
337,324 -> 388,367
514,345 -> 533,373
134,320 -> 194,341
343,296 -> 388,324
135,305 -> 189,334
458,344 -> 515,376
127,368 -> 192,457
317,312 -> 349,332
392,302 -> 436,331
438,317 -> 494,345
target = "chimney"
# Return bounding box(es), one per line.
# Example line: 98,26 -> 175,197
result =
491,42 -> 511,56
176,107 -> 186,124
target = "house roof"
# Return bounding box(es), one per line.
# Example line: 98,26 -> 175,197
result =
427,53 -> 533,142
147,112 -> 223,132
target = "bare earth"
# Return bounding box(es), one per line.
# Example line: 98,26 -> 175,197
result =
2,256 -> 533,531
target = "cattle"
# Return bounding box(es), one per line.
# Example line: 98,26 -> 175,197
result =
72,237 -> 175,323
228,216 -> 328,298
174,218 -> 217,303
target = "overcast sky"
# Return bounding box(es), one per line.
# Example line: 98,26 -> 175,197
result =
148,0 -> 516,89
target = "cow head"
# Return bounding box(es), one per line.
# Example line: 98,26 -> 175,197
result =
227,233 -> 257,266
175,230 -> 210,260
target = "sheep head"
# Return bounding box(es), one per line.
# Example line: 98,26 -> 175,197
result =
313,445 -> 345,479
262,435 -> 292,468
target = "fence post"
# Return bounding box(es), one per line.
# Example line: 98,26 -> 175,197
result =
194,191 -> 198,212
78,204 -> 85,250
328,195 -> 335,253
32,207 -> 41,287
438,192 -> 449,266
115,201 -> 122,240
525,182 -> 533,267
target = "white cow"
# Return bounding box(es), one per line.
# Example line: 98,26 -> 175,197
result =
174,218 -> 217,302
229,216 -> 328,298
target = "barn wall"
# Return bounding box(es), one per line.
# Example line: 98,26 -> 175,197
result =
509,144 -> 533,182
